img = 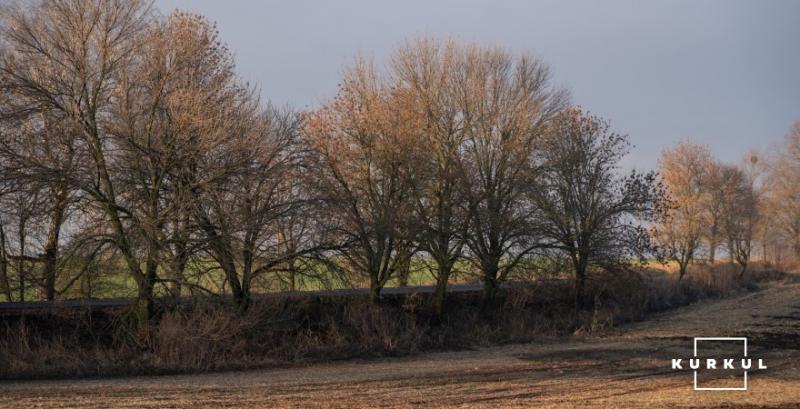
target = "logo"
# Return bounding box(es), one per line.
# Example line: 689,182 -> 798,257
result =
671,337 -> 766,391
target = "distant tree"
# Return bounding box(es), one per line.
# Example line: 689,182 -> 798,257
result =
652,141 -> 712,279
534,107 -> 663,311
701,159 -> 727,263
721,153 -> 760,276
762,122 -> 800,261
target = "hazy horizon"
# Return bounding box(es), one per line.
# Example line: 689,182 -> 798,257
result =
157,0 -> 799,168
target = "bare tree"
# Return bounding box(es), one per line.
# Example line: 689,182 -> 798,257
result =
391,38 -> 470,315
454,44 -> 565,304
762,122 -> 800,262
0,217 -> 9,301
302,60 -> 423,303
192,107 -> 311,312
106,11 -> 264,311
0,109 -> 80,300
0,144 -> 8,300
721,154 -> 760,276
0,0 -> 154,324
272,185 -> 322,292
0,183 -> 44,301
534,107 -> 663,311
652,140 -> 712,279
701,159 -> 727,263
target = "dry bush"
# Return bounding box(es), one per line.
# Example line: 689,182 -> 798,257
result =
0,309 -> 136,379
152,305 -> 264,371
577,262 -> 793,331
0,264 -> 791,380
336,302 -> 425,354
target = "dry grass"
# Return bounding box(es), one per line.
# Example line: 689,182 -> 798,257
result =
0,263 -> 791,380
4,277 -> 800,408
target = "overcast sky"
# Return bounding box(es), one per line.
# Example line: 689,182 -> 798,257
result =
156,0 -> 799,168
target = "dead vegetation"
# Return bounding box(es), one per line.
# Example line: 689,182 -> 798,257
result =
0,263 -> 790,380
3,272 -> 800,408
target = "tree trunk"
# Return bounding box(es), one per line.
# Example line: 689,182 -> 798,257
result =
197,213 -> 247,310
482,272 -> 498,307
131,250 -> 160,338
397,267 -> 410,287
573,253 -> 588,312
227,264 -> 246,311
480,255 -> 500,307
99,198 -> 150,334
368,274 -> 382,304
574,267 -> 586,312
236,285 -> 251,314
42,243 -> 58,301
708,244 -> 716,264
288,260 -> 297,292
0,224 -> 10,302
17,217 -> 26,302
88,124 -> 154,334
678,261 -> 688,281
134,285 -> 155,339
432,261 -> 452,317
728,239 -> 735,263
42,194 -> 67,301
209,238 -> 249,313
396,248 -> 412,287
166,234 -> 188,298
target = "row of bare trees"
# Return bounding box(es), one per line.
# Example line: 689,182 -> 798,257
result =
300,40 -> 664,312
0,1 -> 794,330
0,1 -> 288,326
653,123 -> 800,279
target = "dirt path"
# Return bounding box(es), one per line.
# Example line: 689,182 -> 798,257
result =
3,281 -> 800,408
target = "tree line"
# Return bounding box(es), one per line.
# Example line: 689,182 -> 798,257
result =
653,125 -> 800,279
0,1 -> 796,330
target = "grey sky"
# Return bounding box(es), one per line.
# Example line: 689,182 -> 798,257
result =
156,0 -> 799,168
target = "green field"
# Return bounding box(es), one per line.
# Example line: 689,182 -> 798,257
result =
0,255 -> 587,302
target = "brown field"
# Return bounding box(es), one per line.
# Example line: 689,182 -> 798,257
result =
2,280 -> 800,408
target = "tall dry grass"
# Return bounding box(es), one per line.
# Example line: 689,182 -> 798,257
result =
0,263 -> 792,380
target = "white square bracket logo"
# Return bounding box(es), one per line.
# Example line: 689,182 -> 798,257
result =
693,337 -> 747,391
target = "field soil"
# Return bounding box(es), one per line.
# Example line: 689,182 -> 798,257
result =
2,280 -> 800,408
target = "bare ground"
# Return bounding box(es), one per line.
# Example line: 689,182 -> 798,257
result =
3,281 -> 800,408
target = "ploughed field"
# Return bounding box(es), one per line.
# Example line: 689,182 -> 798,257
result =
2,280 -> 800,408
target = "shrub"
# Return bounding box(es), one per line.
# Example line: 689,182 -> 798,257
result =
0,264 -> 791,380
